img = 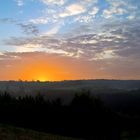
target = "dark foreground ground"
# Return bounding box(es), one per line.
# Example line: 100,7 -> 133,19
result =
0,124 -> 82,140
0,124 -> 140,140
0,91 -> 140,140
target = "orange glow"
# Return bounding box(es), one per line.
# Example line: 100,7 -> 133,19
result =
0,52 -> 117,81
36,76 -> 48,82
0,50 -> 137,81
14,56 -> 75,81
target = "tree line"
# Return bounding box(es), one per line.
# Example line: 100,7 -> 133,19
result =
0,90 -> 140,140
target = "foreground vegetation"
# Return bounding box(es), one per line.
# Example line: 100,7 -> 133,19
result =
0,124 -> 82,140
0,90 -> 140,140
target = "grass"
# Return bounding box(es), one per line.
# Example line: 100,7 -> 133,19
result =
121,131 -> 140,140
0,124 -> 83,140
1,124 -> 140,140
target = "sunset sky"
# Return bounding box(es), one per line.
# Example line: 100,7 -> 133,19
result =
0,0 -> 140,81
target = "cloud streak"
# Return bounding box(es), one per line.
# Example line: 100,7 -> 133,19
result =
15,0 -> 24,6
17,23 -> 39,35
4,20 -> 140,63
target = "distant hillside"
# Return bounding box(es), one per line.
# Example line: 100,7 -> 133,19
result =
0,80 -> 140,95
0,80 -> 140,104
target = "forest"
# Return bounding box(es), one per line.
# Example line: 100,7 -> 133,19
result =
0,89 -> 140,140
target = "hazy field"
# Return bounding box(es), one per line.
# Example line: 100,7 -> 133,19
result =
0,80 -> 140,103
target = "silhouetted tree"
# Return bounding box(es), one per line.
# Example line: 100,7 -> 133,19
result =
0,90 -> 140,139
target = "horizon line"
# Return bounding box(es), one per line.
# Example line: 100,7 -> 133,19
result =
0,79 -> 140,82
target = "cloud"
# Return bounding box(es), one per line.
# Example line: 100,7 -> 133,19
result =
93,50 -> 117,60
29,18 -> 48,24
89,7 -> 99,16
102,0 -> 138,19
17,23 -> 39,35
103,8 -> 126,18
81,0 -> 98,5
0,52 -> 20,60
4,19 -> 140,63
0,52 -> 4,56
15,44 -> 42,52
42,0 -> 99,21
15,0 -> 24,6
0,18 -> 40,36
74,15 -> 93,23
40,0 -> 65,6
44,22 -> 62,35
0,18 -> 17,24
59,4 -> 86,18
127,15 -> 136,20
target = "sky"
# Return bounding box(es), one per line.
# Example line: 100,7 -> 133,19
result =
0,0 -> 140,81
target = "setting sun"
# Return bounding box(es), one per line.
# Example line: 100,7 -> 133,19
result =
35,75 -> 49,82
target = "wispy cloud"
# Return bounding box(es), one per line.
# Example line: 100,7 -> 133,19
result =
44,24 -> 62,35
102,0 -> 138,19
4,19 -> 140,63
89,7 -> 99,16
17,23 -> 39,35
40,0 -> 65,6
15,0 -> 24,6
0,18 -> 17,24
0,18 -> 39,36
59,4 -> 86,18
29,18 -> 48,24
